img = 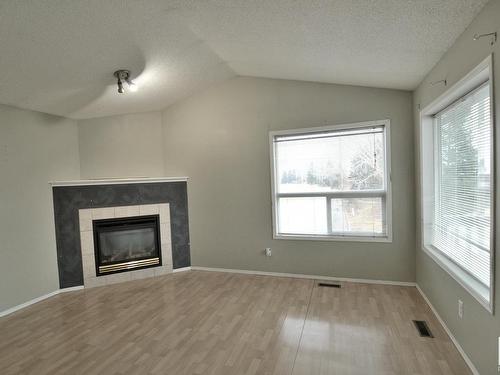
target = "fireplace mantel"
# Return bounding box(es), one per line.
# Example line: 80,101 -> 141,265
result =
50,176 -> 188,187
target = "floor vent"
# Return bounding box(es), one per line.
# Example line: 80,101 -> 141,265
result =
318,282 -> 341,288
413,320 -> 433,338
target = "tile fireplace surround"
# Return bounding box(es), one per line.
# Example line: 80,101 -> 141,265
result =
52,178 -> 191,289
79,203 -> 172,288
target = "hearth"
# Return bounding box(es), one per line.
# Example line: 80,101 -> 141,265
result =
93,215 -> 162,276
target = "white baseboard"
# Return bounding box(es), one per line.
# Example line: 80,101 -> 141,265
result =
60,285 -> 84,293
173,266 -> 192,273
416,285 -> 479,375
190,266 -> 416,286
0,285 -> 84,318
0,290 -> 60,318
0,267 -> 193,318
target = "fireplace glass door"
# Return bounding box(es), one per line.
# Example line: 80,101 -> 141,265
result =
93,215 -> 161,275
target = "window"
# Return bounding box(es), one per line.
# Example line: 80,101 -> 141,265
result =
270,120 -> 392,241
420,57 -> 494,311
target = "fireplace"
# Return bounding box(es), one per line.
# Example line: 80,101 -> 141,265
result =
93,215 -> 162,276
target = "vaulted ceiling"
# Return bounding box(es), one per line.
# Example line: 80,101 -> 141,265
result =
0,0 -> 488,119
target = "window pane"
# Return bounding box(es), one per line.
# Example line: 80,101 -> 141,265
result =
276,127 -> 385,193
433,82 -> 491,287
331,197 -> 385,236
278,197 -> 327,235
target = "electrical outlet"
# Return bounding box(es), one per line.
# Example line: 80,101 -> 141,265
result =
265,248 -> 272,257
458,300 -> 464,319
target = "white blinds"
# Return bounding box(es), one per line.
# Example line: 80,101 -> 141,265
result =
432,82 -> 491,287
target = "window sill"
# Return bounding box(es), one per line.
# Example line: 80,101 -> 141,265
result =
421,244 -> 492,313
274,233 -> 392,243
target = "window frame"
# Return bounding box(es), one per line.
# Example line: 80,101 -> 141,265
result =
419,55 -> 495,313
269,119 -> 393,243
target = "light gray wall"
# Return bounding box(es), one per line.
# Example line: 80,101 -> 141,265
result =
0,104 -> 80,312
78,111 -> 164,179
162,77 -> 415,281
413,1 -> 500,373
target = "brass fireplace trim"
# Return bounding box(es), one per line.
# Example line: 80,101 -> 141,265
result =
99,257 -> 160,274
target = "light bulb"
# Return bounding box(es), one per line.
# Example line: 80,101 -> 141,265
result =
117,80 -> 125,94
127,80 -> 138,92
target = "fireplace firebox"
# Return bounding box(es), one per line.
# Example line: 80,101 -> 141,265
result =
93,215 -> 162,276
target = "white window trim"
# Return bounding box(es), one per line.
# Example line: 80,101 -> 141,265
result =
419,55 -> 495,313
269,119 -> 393,243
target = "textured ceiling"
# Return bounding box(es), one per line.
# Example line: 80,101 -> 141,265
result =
0,0 -> 488,119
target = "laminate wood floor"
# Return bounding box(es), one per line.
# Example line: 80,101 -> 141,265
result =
0,271 -> 471,375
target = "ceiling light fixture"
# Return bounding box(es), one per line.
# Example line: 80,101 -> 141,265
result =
113,70 -> 138,94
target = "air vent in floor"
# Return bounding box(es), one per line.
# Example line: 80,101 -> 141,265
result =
318,282 -> 341,288
413,320 -> 433,338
